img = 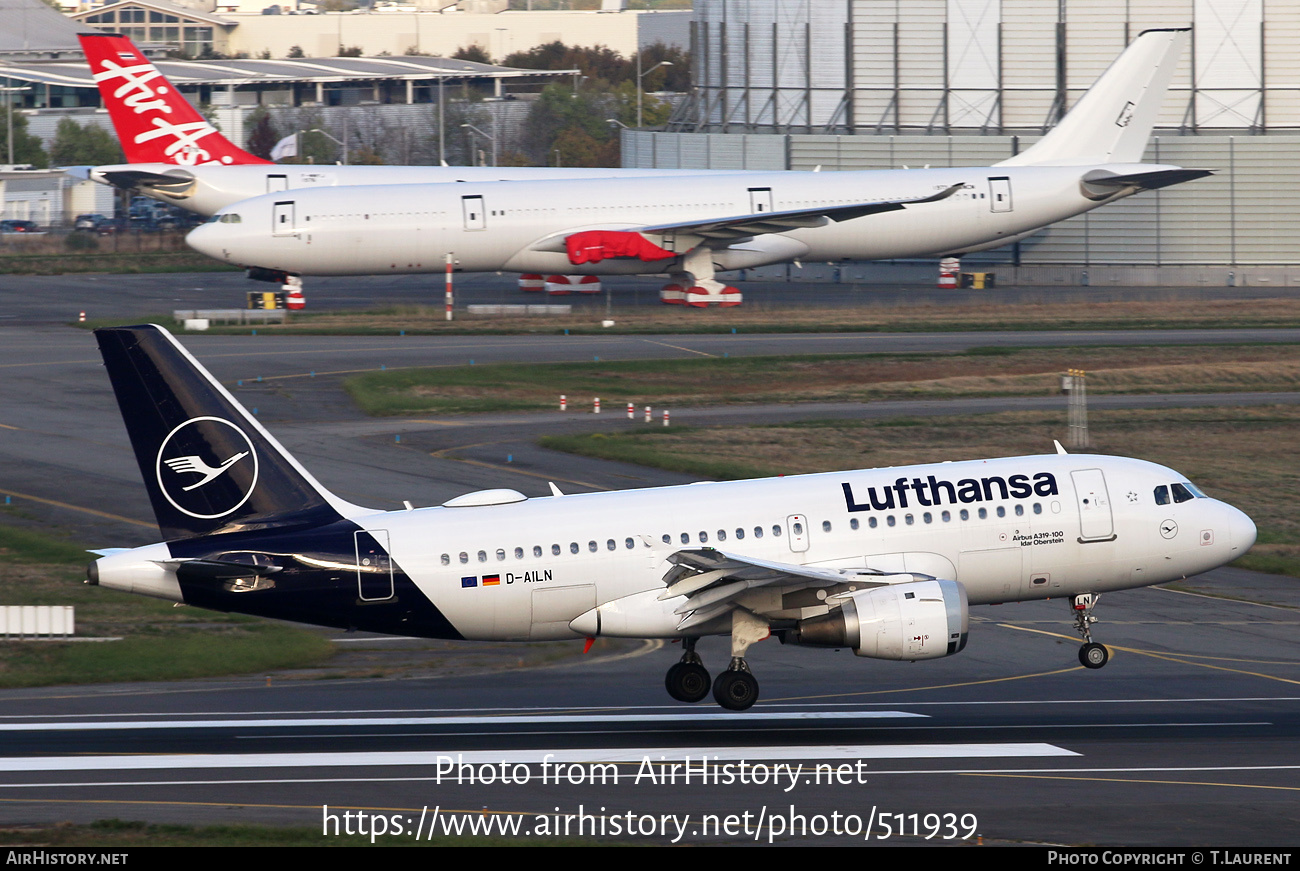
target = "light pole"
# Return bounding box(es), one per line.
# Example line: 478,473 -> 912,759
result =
636,56 -> 672,128
306,127 -> 348,165
460,122 -> 496,167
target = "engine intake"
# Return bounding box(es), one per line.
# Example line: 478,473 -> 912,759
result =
791,579 -> 968,660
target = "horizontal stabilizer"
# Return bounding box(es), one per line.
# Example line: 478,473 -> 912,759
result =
1082,167 -> 1213,192
93,167 -> 195,193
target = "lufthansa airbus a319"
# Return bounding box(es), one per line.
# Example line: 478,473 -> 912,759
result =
87,326 -> 1256,710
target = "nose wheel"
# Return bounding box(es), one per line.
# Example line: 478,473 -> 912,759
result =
1071,593 -> 1110,669
1079,642 -> 1109,669
665,638 -> 710,703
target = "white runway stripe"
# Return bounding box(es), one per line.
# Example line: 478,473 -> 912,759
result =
0,710 -> 926,732
0,743 -> 1076,773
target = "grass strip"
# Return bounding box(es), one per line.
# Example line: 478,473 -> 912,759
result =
186,298 -> 1300,336
346,345 -> 1300,416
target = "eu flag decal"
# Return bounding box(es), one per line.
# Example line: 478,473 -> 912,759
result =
461,576 -> 477,588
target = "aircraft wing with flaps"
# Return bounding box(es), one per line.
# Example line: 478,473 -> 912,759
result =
659,547 -> 930,632
531,184 -> 965,259
639,184 -> 965,242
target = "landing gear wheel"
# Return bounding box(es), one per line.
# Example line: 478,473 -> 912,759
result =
665,662 -> 711,703
712,669 -> 759,711
1079,642 -> 1109,669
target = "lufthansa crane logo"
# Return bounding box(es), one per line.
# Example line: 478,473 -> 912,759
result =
155,416 -> 259,519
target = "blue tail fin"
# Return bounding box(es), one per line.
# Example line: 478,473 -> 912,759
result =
96,325 -> 364,540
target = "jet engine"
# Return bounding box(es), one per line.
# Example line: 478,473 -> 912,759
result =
790,579 -> 968,660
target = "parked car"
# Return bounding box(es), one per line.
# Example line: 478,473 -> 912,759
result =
74,214 -> 109,231
0,220 -> 43,235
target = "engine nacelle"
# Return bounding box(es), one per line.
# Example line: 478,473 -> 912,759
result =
791,579 -> 968,660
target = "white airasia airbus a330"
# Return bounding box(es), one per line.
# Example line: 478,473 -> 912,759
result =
88,326 -> 1255,710
79,32 -> 729,218
186,29 -> 1208,305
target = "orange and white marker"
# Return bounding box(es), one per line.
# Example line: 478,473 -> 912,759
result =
593,397 -> 601,414
560,394 -> 567,411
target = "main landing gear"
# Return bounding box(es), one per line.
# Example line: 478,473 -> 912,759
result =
664,611 -> 770,711
1070,593 -> 1110,669
665,638 -> 710,703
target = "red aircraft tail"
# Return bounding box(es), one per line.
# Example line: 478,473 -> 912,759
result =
78,32 -> 271,166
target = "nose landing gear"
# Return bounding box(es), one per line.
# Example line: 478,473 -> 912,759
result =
1071,593 -> 1110,669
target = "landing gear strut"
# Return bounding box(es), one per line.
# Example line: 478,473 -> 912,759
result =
665,637 -> 710,703
1070,593 -> 1110,669
710,609 -> 769,711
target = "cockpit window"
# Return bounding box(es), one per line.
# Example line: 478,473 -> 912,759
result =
1171,482 -> 1196,503
217,213 -> 242,224
1154,485 -> 1170,505
1185,481 -> 1207,498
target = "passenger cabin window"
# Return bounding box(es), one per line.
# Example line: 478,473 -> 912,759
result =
552,544 -> 561,556
534,545 -> 543,557
735,528 -> 745,539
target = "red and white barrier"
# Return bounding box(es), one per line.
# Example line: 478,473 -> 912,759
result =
545,275 -> 602,295
627,402 -> 634,419
663,409 -> 670,427
644,405 -> 651,423
519,274 -> 545,292
594,397 -> 601,414
560,394 -> 567,411
938,256 -> 960,289
660,282 -> 743,307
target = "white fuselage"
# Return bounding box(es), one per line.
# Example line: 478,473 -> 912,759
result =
94,163 -> 739,218
287,454 -> 1252,641
185,163 -> 1154,276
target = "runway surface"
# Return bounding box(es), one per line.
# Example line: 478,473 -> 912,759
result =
0,284 -> 1296,845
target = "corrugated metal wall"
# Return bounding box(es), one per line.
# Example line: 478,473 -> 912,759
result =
622,130 -> 1300,266
682,0 -> 1300,132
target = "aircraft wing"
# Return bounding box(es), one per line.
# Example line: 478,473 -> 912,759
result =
658,547 -> 922,632
639,184 -> 965,242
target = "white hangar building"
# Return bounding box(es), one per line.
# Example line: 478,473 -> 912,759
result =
622,0 -> 1300,282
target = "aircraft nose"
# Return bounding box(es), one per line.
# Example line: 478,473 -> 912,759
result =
185,222 -> 226,261
1230,504 -> 1257,554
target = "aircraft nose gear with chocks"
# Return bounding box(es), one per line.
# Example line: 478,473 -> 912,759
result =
1070,593 -> 1110,669
665,638 -> 710,703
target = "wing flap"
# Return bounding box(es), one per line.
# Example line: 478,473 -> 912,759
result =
661,548 -> 918,630
641,184 -> 965,242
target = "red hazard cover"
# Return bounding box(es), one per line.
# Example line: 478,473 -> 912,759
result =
566,230 -> 676,265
